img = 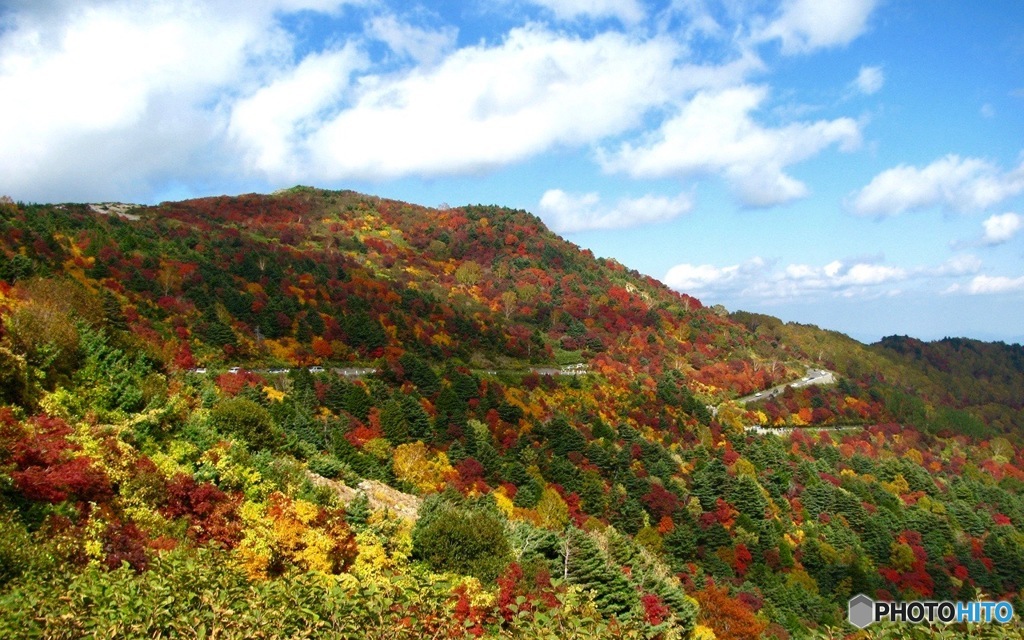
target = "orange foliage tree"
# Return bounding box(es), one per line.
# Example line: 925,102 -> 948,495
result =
694,583 -> 767,640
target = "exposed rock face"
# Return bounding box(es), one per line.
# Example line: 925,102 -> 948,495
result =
88,202 -> 142,220
306,472 -> 422,522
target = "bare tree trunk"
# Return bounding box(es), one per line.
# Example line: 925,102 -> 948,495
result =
562,535 -> 571,581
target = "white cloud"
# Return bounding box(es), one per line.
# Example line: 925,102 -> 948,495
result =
0,0 -> 879,205
932,254 -> 983,276
982,212 -> 1023,245
957,275 -> 1024,295
664,258 -> 763,292
229,45 -> 366,177
0,0 -> 352,201
853,65 -> 883,94
298,27 -> 683,181
981,103 -> 996,118
666,0 -> 726,41
537,189 -> 692,232
663,255 -> 984,300
525,0 -> 646,24
843,263 -> 905,285
849,154 -> 1024,217
600,85 -> 861,207
754,0 -> 878,54
367,14 -> 457,65
0,3 -> 689,199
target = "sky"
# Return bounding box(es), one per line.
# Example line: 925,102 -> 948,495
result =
2,0 -> 1023,344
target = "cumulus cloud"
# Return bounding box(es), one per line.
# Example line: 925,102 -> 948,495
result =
600,85 -> 861,207
853,65 -> 883,94
664,257 -> 767,293
663,255 -> 982,300
982,212 -> 1023,245
754,0 -> 878,54
229,45 -> 367,177
947,275 -> 1024,295
0,0 -> 350,201
0,0 -> 881,204
0,3 -> 685,198
299,27 -> 682,181
932,254 -> 983,276
525,0 -> 646,23
537,189 -> 692,232
849,155 -> 1024,217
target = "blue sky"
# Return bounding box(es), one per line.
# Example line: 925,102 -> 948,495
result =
2,0 -> 1023,343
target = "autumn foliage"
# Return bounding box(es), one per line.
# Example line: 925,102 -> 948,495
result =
1,190 -> 1024,638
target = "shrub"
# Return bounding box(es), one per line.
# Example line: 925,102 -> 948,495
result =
0,509 -> 36,587
307,454 -> 350,481
211,397 -> 282,452
412,497 -> 511,581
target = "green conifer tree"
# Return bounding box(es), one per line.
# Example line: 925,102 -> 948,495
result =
562,527 -> 637,619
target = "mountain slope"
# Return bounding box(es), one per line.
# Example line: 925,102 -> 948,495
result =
1,189 -> 1023,639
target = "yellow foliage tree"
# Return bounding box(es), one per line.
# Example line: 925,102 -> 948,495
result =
392,441 -> 454,494
492,486 -> 515,518
732,457 -> 757,479
536,486 -> 569,531
905,448 -> 923,465
881,473 -> 910,497
990,436 -> 1014,463
350,509 -> 414,583
715,401 -> 747,431
693,624 -> 718,640
234,492 -> 356,580
889,540 -> 916,573
455,260 -> 482,286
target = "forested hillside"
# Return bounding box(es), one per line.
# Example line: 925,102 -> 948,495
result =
1,189 -> 1023,639
732,312 -> 1024,436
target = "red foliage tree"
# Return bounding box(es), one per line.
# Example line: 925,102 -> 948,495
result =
216,370 -> 266,396
641,593 -> 671,626
642,483 -> 681,520
101,519 -> 150,572
10,416 -> 113,506
734,543 -> 753,576
161,473 -> 242,548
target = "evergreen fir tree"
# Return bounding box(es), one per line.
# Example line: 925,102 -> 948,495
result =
729,474 -> 768,521
380,399 -> 410,445
562,527 -> 637,619
691,458 -> 729,511
664,523 -> 697,569
401,395 -> 433,441
100,290 -> 127,330
610,495 -> 646,535
343,384 -> 373,421
398,353 -> 440,395
346,492 -> 371,532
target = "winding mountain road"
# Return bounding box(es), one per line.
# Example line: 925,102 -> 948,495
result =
735,368 -> 836,405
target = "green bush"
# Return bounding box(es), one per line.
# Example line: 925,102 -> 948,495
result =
211,396 -> 282,452
0,509 -> 39,588
412,497 -> 511,581
307,454 -> 351,481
